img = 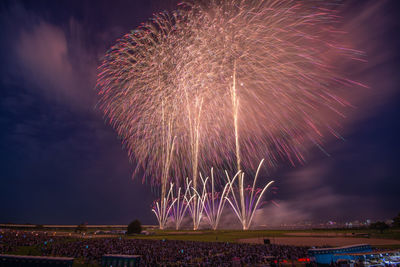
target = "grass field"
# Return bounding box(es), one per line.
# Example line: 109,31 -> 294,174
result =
131,229 -> 287,242
131,228 -> 400,243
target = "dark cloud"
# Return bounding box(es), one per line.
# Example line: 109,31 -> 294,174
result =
13,19 -> 95,110
0,1 -> 155,224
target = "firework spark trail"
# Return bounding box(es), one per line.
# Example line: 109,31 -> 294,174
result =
160,101 -> 176,224
201,168 -> 231,230
96,11 -> 199,228
179,0 -> 363,229
97,1 -> 364,182
187,174 -> 209,230
184,92 -> 203,229
152,183 -> 176,229
97,0 -> 365,229
171,180 -> 195,230
168,165 -> 272,230
225,159 -> 274,230
98,12 -> 189,186
182,0 -> 366,173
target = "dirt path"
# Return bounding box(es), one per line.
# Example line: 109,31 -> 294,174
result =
283,232 -> 355,237
239,236 -> 400,247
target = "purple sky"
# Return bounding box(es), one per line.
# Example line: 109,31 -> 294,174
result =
0,0 -> 399,226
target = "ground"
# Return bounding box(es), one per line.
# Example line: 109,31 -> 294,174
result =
3,226 -> 400,267
133,228 -> 400,248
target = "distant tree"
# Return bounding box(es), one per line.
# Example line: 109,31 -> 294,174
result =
370,221 -> 389,233
127,220 -> 142,235
35,224 -> 44,230
76,223 -> 88,233
393,213 -> 400,228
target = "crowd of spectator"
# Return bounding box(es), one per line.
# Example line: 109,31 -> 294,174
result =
1,230 -> 309,266
40,238 -> 309,266
0,230 -> 67,254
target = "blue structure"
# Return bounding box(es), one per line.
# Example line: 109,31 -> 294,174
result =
308,244 -> 372,264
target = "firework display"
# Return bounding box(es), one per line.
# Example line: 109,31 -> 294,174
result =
97,0 -> 364,230
152,183 -> 176,230
225,160 -> 275,230
202,168 -> 231,230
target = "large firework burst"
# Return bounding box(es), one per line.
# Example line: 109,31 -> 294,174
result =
97,0 -> 364,229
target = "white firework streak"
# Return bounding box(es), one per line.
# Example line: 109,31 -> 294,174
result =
152,183 -> 177,230
201,168 -> 231,230
97,1 -> 365,231
171,181 -> 195,230
225,159 -> 274,230
186,176 -> 209,230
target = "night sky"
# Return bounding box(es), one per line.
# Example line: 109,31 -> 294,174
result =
0,0 -> 399,226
